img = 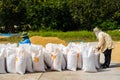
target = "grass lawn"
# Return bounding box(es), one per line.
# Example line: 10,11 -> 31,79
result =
0,30 -> 120,43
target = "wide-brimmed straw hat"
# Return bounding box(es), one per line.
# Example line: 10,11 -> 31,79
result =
21,32 -> 29,38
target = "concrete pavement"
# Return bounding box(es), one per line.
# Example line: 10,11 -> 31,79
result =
0,63 -> 120,80
39,66 -> 120,80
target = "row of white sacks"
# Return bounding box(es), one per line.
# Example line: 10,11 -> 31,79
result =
0,42 -> 100,74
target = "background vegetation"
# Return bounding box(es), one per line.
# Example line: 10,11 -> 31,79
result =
0,0 -> 120,33
0,0 -> 120,43
0,30 -> 120,43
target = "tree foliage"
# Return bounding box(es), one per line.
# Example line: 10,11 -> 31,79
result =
0,0 -> 120,32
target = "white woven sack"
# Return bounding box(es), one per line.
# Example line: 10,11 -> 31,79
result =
76,51 -> 82,69
6,48 -> 16,73
45,43 -> 54,53
67,42 -> 75,48
16,48 -> 26,75
6,43 -> 17,48
51,48 -> 62,71
31,45 -> 45,72
0,48 -> 6,73
43,48 -> 52,69
81,44 -> 89,70
58,44 -> 65,51
0,57 -> 6,73
25,52 -> 33,72
19,44 -> 33,72
44,64 -> 48,70
77,42 -> 88,69
62,47 -> 69,62
61,53 -> 66,70
67,50 -> 77,71
82,46 -> 97,73
57,44 -> 66,70
94,51 -> 100,69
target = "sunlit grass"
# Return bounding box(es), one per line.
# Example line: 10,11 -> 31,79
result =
0,30 -> 120,43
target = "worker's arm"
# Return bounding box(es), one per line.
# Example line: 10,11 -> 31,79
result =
96,33 -> 105,50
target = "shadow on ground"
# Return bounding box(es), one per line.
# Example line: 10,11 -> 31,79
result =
110,63 -> 120,68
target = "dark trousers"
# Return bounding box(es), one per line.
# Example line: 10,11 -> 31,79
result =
103,49 -> 112,67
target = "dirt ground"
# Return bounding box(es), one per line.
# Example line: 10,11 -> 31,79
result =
112,42 -> 120,69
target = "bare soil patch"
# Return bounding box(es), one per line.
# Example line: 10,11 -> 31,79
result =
112,42 -> 120,62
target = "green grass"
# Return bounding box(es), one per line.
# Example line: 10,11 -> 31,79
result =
28,30 -> 97,42
0,30 -> 120,43
29,30 -> 120,42
107,30 -> 120,41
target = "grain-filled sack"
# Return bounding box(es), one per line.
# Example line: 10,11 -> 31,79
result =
19,44 -> 33,72
82,46 -> 97,73
51,48 -> 63,71
6,48 -> 17,73
0,48 -> 6,73
16,48 -> 26,75
31,45 -> 45,72
43,48 -> 53,69
94,50 -> 100,69
67,50 -> 77,71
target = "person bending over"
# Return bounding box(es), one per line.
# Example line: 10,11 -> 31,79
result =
19,32 -> 31,45
93,27 -> 114,68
